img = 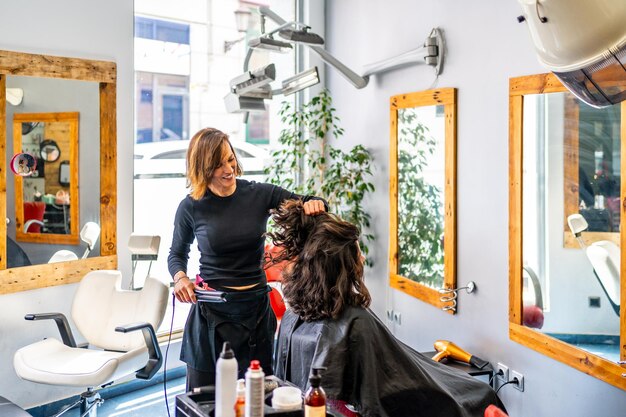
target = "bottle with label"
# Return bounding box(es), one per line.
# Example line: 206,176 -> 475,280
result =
215,342 -> 237,417
234,379 -> 246,417
304,368 -> 326,417
244,360 -> 265,417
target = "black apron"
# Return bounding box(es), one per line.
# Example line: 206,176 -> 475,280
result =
181,287 -> 276,379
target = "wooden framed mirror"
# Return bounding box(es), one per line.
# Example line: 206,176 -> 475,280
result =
509,72 -> 626,390
14,112 -> 79,244
0,49 -> 117,294
389,88 -> 457,312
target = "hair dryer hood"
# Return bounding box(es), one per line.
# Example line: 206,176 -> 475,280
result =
517,0 -> 626,108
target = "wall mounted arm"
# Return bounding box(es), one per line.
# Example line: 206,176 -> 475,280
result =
259,6 -> 370,89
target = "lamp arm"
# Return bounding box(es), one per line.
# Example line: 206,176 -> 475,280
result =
362,28 -> 443,77
258,6 -> 369,89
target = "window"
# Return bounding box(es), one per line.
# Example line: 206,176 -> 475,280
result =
133,1 -> 297,335
134,17 -> 190,45
135,72 -> 188,143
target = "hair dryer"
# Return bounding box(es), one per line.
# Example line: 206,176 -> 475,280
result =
432,340 -> 489,369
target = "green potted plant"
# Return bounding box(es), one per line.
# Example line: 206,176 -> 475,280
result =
264,89 -> 375,260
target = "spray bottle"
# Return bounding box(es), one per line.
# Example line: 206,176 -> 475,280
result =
244,360 -> 265,417
215,342 -> 237,417
234,379 -> 246,417
304,367 -> 326,417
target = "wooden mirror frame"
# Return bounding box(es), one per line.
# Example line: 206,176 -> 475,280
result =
0,49 -> 117,294
389,88 -> 457,312
509,72 -> 626,390
14,112 -> 80,244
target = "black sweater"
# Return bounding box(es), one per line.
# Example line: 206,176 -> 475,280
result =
168,179 -> 323,289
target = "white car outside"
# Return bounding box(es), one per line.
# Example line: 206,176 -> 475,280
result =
134,139 -> 269,182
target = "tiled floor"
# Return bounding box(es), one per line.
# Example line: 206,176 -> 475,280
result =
62,376 -> 186,417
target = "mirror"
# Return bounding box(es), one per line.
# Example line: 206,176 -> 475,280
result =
389,88 -> 457,312
13,112 -> 79,244
0,49 -> 117,294
509,73 -> 626,391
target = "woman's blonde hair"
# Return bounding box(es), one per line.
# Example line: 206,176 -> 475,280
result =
186,127 -> 243,200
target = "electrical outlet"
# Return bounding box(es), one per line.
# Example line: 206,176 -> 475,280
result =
495,363 -> 509,382
386,309 -> 394,322
393,312 -> 402,325
511,370 -> 524,392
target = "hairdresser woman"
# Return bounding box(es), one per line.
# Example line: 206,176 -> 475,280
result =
168,127 -> 326,391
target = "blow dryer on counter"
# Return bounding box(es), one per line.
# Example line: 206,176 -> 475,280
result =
432,340 -> 490,369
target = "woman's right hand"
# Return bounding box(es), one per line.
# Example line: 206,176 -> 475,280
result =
173,276 -> 198,304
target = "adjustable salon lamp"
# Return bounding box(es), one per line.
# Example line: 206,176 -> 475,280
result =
225,6 -> 445,116
516,0 -> 626,108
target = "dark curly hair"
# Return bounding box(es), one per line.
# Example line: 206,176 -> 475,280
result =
265,199 -> 371,321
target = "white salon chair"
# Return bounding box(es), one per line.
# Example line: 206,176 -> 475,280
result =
48,222 -> 101,263
568,213 -> 620,315
13,270 -> 169,417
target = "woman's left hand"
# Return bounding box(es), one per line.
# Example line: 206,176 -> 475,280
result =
303,199 -> 326,215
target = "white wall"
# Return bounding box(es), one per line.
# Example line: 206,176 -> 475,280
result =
0,0 -> 134,408
1,0 -> 625,414
325,1 -> 626,416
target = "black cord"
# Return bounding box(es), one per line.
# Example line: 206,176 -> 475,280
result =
490,369 -> 505,388
495,380 -> 517,395
164,295 -> 176,417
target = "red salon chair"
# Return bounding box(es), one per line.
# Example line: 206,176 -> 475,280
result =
265,243 -> 287,322
23,201 -> 46,233
485,404 -> 509,417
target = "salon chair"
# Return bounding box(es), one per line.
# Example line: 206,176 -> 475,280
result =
48,222 -> 100,263
567,214 -> 620,315
13,270 -> 169,417
522,265 -> 544,329
23,201 -> 46,233
0,395 -> 31,417
264,243 -> 287,322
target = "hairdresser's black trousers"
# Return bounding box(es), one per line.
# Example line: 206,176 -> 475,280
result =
181,291 -> 276,391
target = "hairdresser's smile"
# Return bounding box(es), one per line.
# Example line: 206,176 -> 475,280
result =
209,144 -> 237,196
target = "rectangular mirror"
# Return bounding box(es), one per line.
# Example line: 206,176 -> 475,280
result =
509,73 -> 626,391
14,112 -> 79,245
0,49 -> 117,294
389,88 -> 457,312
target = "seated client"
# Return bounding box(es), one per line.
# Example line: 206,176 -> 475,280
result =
267,200 -> 505,417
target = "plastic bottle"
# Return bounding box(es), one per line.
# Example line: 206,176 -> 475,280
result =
244,360 -> 265,417
304,368 -> 326,417
234,379 -> 245,417
215,342 -> 238,417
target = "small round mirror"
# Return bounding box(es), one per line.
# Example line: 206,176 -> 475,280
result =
40,139 -> 61,162
10,152 -> 37,176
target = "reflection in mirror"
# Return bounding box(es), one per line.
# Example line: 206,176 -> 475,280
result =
510,72 -> 626,391
563,97 -> 621,248
397,106 -> 445,288
522,91 -> 620,360
390,89 -> 457,312
0,49 -> 117,294
10,152 -> 37,176
14,112 -> 79,244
